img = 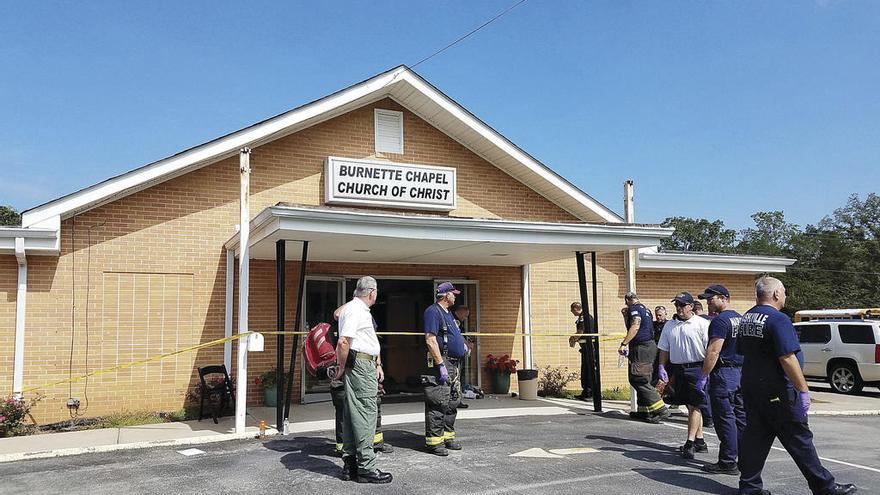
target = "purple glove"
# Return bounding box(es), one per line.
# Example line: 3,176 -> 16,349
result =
696,373 -> 708,392
438,362 -> 449,384
798,390 -> 811,418
658,364 -> 669,383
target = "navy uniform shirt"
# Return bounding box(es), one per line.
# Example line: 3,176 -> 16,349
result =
424,304 -> 467,359
708,309 -> 743,367
737,304 -> 803,393
625,303 -> 654,344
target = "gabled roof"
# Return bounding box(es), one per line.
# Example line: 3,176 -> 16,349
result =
22,65 -> 622,228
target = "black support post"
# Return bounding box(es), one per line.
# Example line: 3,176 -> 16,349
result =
283,241 -> 309,423
575,252 -> 601,412
275,240 -> 286,430
590,251 -> 602,412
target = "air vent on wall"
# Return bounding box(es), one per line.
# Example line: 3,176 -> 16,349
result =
374,109 -> 403,154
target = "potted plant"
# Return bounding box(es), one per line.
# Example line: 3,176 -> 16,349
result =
255,369 -> 285,407
484,354 -> 519,394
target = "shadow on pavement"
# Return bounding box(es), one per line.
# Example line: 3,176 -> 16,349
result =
263,436 -> 341,479
586,435 -> 737,494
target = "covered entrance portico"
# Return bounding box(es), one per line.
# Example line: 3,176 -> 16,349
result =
224,204 -> 673,431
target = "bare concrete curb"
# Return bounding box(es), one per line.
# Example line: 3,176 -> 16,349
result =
0,428 -> 279,464
0,405 -> 574,464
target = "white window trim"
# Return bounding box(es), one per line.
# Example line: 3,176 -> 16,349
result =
374,108 -> 404,154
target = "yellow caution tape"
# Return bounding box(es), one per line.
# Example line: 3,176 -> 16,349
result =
20,330 -> 626,394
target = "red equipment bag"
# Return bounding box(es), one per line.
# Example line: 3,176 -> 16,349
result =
303,322 -> 337,377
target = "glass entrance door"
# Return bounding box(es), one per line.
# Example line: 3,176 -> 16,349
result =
301,277 -> 345,403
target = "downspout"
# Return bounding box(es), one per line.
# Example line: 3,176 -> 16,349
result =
13,238 -> 27,398
235,147 -> 251,435
521,264 -> 533,370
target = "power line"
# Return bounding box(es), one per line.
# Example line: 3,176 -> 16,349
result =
787,266 -> 880,276
410,0 -> 529,69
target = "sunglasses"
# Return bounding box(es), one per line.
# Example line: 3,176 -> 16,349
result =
673,302 -> 691,307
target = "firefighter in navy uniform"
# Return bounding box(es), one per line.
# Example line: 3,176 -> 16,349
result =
698,284 -> 745,475
736,276 -> 856,495
619,292 -> 670,423
423,281 -> 468,456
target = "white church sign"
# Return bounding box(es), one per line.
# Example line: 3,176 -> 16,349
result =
325,156 -> 457,211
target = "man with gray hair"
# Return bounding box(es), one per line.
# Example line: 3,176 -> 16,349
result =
332,276 -> 392,484
620,292 -> 670,423
736,276 -> 855,495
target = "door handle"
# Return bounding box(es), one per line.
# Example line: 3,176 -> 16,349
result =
821,348 -> 832,352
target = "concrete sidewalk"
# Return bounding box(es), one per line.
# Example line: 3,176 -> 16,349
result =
1,383 -> 876,463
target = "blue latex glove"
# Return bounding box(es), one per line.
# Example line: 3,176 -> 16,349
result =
438,362 -> 449,384
618,344 -> 629,357
658,364 -> 669,383
696,373 -> 708,392
798,390 -> 811,418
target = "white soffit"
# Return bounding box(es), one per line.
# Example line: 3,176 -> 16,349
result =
21,65 -> 620,228
224,206 -> 671,266
636,248 -> 796,274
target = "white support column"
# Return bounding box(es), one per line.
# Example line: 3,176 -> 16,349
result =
521,264 -> 533,370
623,180 -> 638,411
224,249 -> 234,374
235,148 -> 251,435
13,238 -> 27,398
623,180 -> 637,292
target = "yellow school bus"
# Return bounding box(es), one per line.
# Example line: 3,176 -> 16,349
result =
794,308 -> 880,323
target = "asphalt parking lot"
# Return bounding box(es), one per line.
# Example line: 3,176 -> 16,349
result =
1,405 -> 878,495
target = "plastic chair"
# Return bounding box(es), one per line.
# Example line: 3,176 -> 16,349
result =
198,365 -> 235,424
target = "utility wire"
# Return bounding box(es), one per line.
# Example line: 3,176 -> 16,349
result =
410,0 -> 529,69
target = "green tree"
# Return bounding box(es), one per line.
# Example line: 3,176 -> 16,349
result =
737,211 -> 800,256
659,216 -> 737,253
0,206 -> 21,226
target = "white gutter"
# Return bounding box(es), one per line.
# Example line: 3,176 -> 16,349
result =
521,264 -> 532,370
13,238 -> 27,398
235,148 -> 251,435
637,248 -> 796,274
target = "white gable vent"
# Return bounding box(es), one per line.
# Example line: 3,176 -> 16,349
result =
374,109 -> 404,154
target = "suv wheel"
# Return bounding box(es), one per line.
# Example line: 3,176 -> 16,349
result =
828,363 -> 864,394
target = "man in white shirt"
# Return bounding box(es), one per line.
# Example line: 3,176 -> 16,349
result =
332,276 -> 392,484
658,292 -> 711,459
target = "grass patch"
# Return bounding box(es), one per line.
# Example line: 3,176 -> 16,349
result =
85,410 -> 165,429
601,387 -> 630,400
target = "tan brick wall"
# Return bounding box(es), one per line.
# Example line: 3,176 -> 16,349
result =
4,97 -> 579,423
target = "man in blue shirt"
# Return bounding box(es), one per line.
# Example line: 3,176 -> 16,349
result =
737,277 -> 855,495
619,292 -> 670,423
423,281 -> 468,456
698,284 -> 745,475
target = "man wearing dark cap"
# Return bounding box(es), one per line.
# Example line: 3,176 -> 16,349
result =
619,292 -> 670,423
422,281 -> 468,456
698,285 -> 745,475
658,292 -> 711,459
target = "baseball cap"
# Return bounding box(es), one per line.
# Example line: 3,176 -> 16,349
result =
436,281 -> 461,295
698,284 -> 730,299
671,292 -> 695,305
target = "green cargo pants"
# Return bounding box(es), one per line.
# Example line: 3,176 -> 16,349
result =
332,378 -> 383,453
342,357 -> 379,474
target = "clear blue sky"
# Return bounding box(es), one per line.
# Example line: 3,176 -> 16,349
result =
2,1 -> 878,229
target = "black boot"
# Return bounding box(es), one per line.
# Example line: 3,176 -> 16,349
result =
340,456 -> 357,481
819,483 -> 857,495
356,469 -> 393,484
